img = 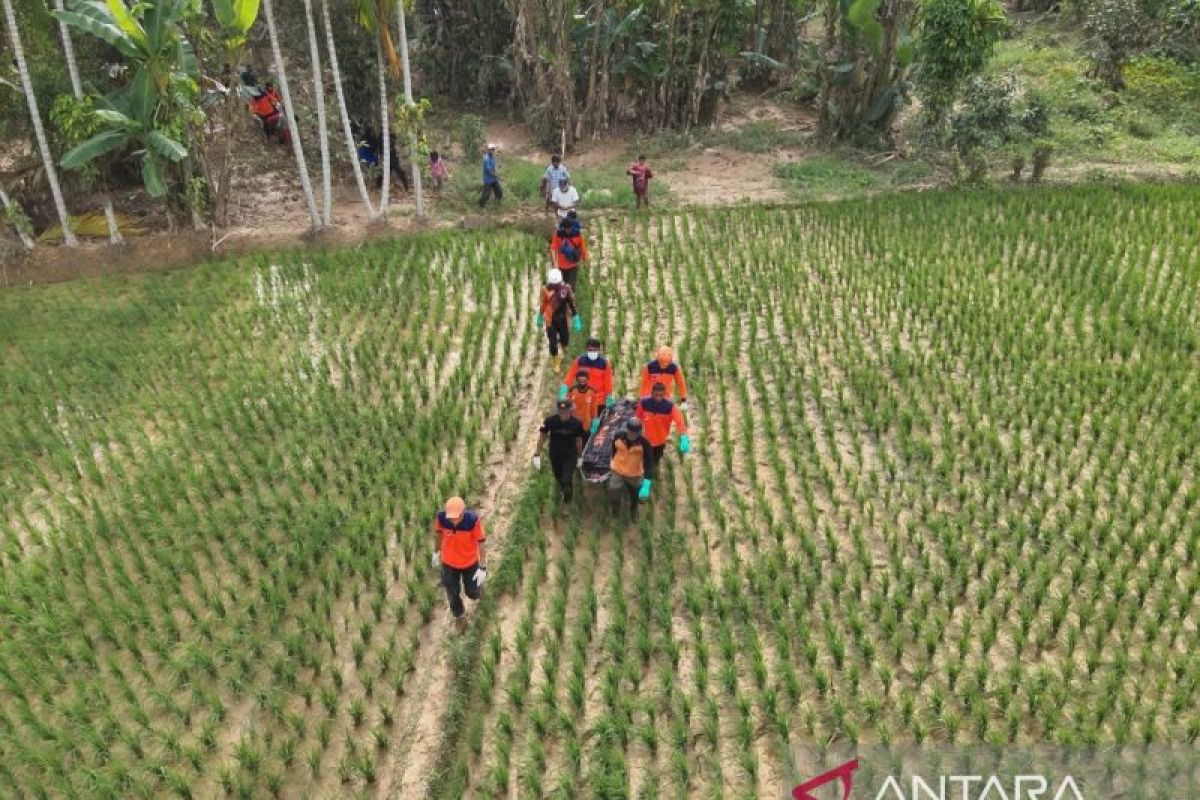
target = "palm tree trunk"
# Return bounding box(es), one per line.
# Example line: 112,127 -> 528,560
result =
53,0 -> 123,245
376,37 -> 391,215
302,0 -> 332,227
4,0 -> 77,247
321,0 -> 375,219
262,0 -> 322,232
395,0 -> 424,218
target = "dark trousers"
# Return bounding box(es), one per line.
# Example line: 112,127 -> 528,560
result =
479,182 -> 502,207
546,315 -> 570,356
549,448 -> 576,501
563,267 -> 578,291
652,445 -> 666,467
607,473 -> 641,513
442,562 -> 481,618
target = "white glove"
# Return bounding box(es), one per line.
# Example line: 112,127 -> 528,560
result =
679,400 -> 689,412
576,456 -> 583,468
473,567 -> 487,588
431,550 -> 441,569
532,455 -> 541,470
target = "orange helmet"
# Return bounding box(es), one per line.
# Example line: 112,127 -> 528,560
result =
656,345 -> 674,366
444,496 -> 466,521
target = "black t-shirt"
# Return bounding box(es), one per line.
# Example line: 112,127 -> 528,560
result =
541,414 -> 584,455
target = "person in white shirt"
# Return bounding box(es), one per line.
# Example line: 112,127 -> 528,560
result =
541,155 -> 570,207
550,177 -> 580,221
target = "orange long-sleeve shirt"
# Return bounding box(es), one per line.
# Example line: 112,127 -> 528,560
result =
639,360 -> 688,401
635,397 -> 687,447
540,283 -> 577,322
551,232 -> 589,271
435,510 -> 486,569
563,354 -> 613,404
567,385 -> 601,431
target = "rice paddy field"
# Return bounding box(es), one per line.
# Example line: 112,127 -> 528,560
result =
2,184 -> 1199,800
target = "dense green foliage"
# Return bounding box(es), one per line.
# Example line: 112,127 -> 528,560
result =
914,0 -> 1007,126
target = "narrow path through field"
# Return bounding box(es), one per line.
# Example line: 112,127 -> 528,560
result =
378,325 -> 550,800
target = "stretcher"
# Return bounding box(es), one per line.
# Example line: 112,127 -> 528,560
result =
579,398 -> 636,482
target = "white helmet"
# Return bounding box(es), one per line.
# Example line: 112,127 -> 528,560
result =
547,268 -> 563,285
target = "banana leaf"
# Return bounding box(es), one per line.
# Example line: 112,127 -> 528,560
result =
38,211 -> 144,242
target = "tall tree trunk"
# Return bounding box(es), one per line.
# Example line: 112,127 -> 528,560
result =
263,0 -> 322,231
54,0 -> 122,244
376,38 -> 391,216
4,0 -> 76,246
303,0 -> 332,226
321,0 -> 375,219
579,1 -> 602,139
396,0 -> 424,218
0,188 -> 36,250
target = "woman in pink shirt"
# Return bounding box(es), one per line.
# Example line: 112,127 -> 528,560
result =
429,151 -> 450,192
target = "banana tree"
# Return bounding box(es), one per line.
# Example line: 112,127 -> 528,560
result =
206,0 -> 260,225
53,0 -> 199,202
816,0 -> 916,145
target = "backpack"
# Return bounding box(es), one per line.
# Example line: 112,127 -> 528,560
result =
559,237 -> 581,264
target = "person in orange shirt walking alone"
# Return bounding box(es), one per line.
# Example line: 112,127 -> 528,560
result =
432,497 -> 487,633
636,382 -> 691,467
639,346 -> 688,410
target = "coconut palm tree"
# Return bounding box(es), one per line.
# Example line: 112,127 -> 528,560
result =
321,0 -> 375,219
395,0 -> 423,218
53,0 -> 123,245
3,0 -> 77,246
262,0 -> 322,231
302,0 -> 331,227
356,0 -> 398,217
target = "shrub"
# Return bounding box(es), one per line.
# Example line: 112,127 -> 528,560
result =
916,0 -> 1008,126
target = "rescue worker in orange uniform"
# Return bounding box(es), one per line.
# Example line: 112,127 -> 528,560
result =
560,337 -> 614,409
550,215 -> 589,291
537,268 -> 582,372
639,345 -> 688,410
566,369 -> 602,439
636,382 -> 691,466
431,497 -> 487,633
608,418 -> 655,519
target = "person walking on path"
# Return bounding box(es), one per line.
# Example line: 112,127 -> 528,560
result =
432,497 -> 487,633
479,143 -> 502,208
541,154 -> 570,209
551,176 -> 580,221
550,216 -> 589,291
565,369 -> 602,439
636,382 -> 691,467
537,267 -> 582,373
429,150 -> 450,193
561,337 -> 614,409
639,346 -> 688,409
608,418 -> 656,520
534,398 -> 585,502
627,154 -> 654,209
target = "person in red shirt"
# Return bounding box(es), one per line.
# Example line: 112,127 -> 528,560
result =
432,496 -> 487,632
636,382 -> 691,466
639,346 -> 688,409
560,337 -> 614,408
550,216 -> 588,291
627,154 -> 653,209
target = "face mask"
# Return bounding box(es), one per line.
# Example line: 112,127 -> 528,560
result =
586,351 -> 599,360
